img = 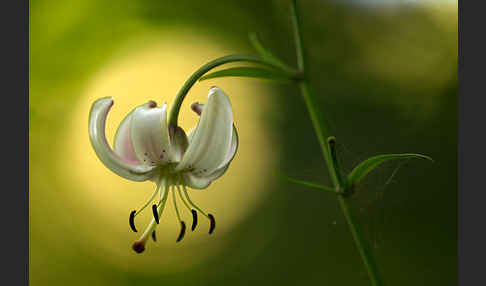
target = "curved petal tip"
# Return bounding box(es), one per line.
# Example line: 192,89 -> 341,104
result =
89,97 -> 156,181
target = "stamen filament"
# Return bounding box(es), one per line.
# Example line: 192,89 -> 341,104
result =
176,185 -> 198,231
182,185 -> 209,218
129,180 -> 162,233
135,182 -> 161,216
172,187 -> 182,222
182,185 -> 215,234
176,185 -> 192,212
172,187 -> 186,242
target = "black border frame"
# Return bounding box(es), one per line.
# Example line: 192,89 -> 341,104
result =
458,0 -> 486,285
3,0 -> 29,284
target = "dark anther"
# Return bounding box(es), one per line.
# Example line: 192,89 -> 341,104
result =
176,221 -> 186,242
132,241 -> 145,253
191,210 -> 198,231
152,204 -> 159,224
151,231 -> 157,242
208,214 -> 216,234
129,210 -> 137,232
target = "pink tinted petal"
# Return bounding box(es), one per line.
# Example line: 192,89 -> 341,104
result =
113,108 -> 140,164
88,97 -> 156,181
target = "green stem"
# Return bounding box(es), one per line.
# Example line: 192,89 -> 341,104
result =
338,196 -> 383,286
168,54 -> 291,127
290,1 -> 384,285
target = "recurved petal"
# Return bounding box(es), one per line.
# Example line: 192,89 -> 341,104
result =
88,97 -> 156,181
182,172 -> 212,190
175,87 -> 234,174
130,101 -> 173,165
182,163 -> 229,190
182,129 -> 237,189
217,124 -> 238,172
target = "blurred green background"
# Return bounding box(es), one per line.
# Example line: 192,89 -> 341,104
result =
29,0 -> 457,285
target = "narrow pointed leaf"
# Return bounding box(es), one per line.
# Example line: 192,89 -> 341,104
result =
275,172 -> 338,194
199,67 -> 296,82
346,153 -> 433,188
248,32 -> 291,71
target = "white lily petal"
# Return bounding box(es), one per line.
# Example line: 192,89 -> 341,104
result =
130,101 -> 173,165
169,125 -> 189,163
187,100 -> 239,171
182,172 -> 212,189
88,97 -> 155,181
213,126 -> 238,176
175,87 -> 233,174
113,107 -> 139,163
183,128 -> 238,189
188,123 -> 238,170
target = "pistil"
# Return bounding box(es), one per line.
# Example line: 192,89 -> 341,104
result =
132,177 -> 169,253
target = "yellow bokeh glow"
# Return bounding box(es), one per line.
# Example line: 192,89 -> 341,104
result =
57,31 -> 277,274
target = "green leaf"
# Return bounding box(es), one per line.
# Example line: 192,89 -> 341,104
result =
199,67 -> 295,82
275,172 -> 339,194
346,153 -> 433,188
248,32 -> 291,71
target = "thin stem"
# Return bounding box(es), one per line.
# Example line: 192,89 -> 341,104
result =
290,0 -> 338,186
290,1 -> 384,285
168,55 -> 295,127
297,81 -> 340,186
290,0 -> 305,71
338,195 -> 383,286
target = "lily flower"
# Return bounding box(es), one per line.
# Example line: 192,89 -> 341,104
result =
88,86 -> 238,253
